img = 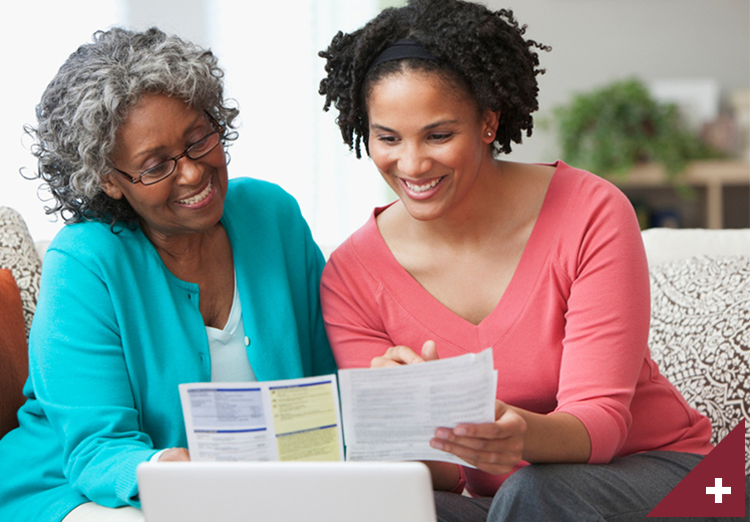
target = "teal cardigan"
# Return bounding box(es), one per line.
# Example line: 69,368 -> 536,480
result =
0,178 -> 337,521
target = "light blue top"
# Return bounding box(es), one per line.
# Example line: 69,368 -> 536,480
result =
0,178 -> 336,522
206,273 -> 257,382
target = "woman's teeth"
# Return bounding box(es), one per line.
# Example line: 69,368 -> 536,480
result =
405,177 -> 442,193
178,179 -> 213,205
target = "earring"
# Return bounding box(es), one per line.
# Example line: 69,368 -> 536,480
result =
486,131 -> 493,137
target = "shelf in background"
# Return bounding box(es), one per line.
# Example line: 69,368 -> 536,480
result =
613,161 -> 750,229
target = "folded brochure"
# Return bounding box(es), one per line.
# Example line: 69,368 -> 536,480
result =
179,348 -> 496,465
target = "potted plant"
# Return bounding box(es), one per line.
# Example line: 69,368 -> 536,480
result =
546,78 -> 718,181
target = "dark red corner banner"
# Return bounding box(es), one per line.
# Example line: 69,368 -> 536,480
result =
648,419 -> 746,517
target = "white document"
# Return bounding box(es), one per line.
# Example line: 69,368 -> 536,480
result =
179,375 -> 344,462
179,349 -> 496,465
337,349 -> 497,466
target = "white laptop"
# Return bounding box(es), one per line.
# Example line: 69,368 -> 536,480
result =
137,461 -> 437,522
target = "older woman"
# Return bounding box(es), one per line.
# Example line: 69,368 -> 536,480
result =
0,27 -> 336,521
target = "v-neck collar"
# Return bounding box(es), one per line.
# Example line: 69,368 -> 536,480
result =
353,161 -> 572,351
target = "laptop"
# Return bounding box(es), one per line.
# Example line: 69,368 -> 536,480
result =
137,461 -> 437,522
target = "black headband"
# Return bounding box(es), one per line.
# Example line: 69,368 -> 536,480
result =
368,38 -> 440,71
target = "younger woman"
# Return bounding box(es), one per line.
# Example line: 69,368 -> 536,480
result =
318,1 -> 719,520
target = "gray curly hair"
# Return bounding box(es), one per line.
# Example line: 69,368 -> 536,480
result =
26,27 -> 239,225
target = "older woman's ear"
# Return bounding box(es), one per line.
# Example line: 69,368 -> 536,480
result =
100,176 -> 124,200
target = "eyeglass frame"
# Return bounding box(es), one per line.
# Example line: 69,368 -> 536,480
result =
109,115 -> 225,186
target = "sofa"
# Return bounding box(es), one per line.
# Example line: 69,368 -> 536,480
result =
1,206 -> 749,472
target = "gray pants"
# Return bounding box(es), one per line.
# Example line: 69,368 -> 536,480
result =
434,451 -> 749,522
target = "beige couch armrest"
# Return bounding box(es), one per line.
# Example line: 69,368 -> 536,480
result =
641,227 -> 750,267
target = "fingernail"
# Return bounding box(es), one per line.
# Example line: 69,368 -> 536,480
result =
430,439 -> 443,450
454,426 -> 467,436
435,428 -> 450,440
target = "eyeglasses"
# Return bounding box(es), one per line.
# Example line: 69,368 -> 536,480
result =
111,129 -> 223,186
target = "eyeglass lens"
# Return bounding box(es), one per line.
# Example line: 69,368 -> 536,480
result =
139,131 -> 221,185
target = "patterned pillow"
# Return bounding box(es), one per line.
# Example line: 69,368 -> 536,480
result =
648,255 -> 750,473
0,207 -> 42,338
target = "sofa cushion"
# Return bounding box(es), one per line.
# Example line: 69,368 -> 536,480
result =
0,207 -> 42,337
642,228 -> 750,267
648,255 -> 750,473
0,268 -> 29,437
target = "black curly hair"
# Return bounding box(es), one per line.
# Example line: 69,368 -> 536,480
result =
319,0 -> 550,158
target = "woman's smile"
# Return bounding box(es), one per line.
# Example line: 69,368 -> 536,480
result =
176,177 -> 216,207
399,175 -> 446,199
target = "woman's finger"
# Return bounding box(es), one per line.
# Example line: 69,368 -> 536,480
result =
430,435 -> 521,475
157,447 -> 191,462
429,405 -> 527,474
434,426 -> 525,455
370,345 -> 426,367
421,340 -> 439,361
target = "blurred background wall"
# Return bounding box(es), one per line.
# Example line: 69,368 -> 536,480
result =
488,0 -> 749,160
3,0 -> 748,247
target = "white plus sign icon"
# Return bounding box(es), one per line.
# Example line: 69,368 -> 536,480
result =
706,478 -> 731,503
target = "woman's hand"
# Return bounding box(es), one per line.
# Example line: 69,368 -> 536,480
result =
370,340 -> 438,368
429,400 -> 527,475
158,447 -> 191,462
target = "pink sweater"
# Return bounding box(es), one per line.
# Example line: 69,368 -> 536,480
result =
321,162 -> 713,497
